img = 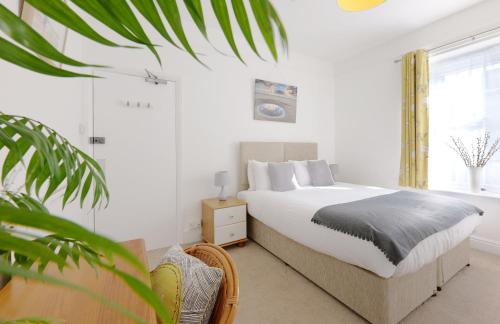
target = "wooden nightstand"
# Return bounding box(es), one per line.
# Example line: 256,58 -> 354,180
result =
202,197 -> 248,248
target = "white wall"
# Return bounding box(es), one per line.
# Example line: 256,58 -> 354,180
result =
1,2 -> 335,245
77,21 -> 336,243
333,0 -> 500,254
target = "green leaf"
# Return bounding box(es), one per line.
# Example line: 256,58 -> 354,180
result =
231,0 -> 262,59
268,3 -> 288,55
0,124 -> 22,159
63,163 -> 86,208
211,0 -> 244,63
25,151 -> 41,194
0,113 -> 109,208
34,166 -> 50,198
156,0 -> 205,66
4,192 -> 49,213
92,183 -> 102,209
0,206 -> 145,274
3,117 -> 59,177
130,0 -> 180,49
0,197 -> 15,208
43,165 -> 66,203
1,135 -> 31,183
24,0 -> 121,48
56,241 -> 71,272
70,243 -> 81,267
97,0 -> 162,64
0,36 -> 94,77
183,0 -> 208,38
80,173 -> 93,208
0,231 -> 66,269
0,3 -> 101,67
77,149 -> 106,181
249,0 -> 277,61
69,0 -> 151,46
0,0 -> 287,76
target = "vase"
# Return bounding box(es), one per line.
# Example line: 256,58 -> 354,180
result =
468,167 -> 484,193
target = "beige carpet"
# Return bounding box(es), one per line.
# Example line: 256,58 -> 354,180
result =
148,241 -> 500,324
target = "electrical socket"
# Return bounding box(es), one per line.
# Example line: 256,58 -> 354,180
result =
188,220 -> 201,229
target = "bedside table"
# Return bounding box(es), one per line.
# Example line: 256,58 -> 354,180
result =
202,197 -> 247,248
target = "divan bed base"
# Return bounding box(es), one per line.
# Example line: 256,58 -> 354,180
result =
248,216 -> 470,324
438,238 -> 470,288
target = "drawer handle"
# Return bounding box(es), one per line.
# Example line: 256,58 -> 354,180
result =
229,215 -> 234,219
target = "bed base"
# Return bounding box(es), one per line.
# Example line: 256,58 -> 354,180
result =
248,216 -> 470,324
437,238 -> 470,288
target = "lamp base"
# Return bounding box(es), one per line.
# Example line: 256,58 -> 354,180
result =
218,186 -> 226,201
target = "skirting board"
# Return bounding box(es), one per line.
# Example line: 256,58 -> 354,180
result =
470,235 -> 500,256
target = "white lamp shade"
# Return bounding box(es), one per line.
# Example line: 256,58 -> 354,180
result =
214,171 -> 229,187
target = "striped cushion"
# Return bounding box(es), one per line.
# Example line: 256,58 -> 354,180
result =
160,245 -> 223,324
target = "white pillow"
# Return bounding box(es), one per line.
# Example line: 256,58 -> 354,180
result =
268,162 -> 297,192
289,160 -> 312,187
308,160 -> 335,186
251,160 -> 271,191
247,162 -> 256,190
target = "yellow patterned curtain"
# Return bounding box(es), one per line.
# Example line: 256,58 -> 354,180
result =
399,50 -> 429,189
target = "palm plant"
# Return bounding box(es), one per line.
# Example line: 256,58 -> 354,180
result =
0,1 -> 287,323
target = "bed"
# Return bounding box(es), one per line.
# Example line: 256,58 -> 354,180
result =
237,142 -> 479,324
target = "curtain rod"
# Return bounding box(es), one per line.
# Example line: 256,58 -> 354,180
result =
393,25 -> 500,63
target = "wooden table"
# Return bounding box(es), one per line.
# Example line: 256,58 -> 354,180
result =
0,239 -> 156,323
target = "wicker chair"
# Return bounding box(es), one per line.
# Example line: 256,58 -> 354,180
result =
184,243 -> 239,324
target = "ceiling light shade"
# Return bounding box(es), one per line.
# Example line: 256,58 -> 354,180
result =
338,0 -> 385,11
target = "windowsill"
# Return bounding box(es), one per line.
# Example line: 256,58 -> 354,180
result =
429,187 -> 500,200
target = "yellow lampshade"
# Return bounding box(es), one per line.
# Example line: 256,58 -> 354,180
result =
338,0 -> 385,11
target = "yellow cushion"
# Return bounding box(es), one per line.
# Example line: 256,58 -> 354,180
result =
151,263 -> 183,324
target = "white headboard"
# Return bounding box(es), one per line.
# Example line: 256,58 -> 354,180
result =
239,142 -> 318,191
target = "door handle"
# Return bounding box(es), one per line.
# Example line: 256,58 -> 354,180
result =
89,137 -> 106,144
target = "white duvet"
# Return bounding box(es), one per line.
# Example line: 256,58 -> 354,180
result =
238,183 -> 481,278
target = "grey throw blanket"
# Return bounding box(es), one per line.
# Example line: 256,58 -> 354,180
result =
311,191 -> 483,266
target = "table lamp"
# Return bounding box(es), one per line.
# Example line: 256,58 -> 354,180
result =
214,171 -> 229,201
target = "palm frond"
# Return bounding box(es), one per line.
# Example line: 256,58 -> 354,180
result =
0,192 -> 48,213
1,0 -> 287,76
0,4 -> 101,68
0,113 -> 108,209
249,0 -> 280,61
0,206 -> 142,271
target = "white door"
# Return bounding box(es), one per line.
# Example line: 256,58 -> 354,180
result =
92,70 -> 177,250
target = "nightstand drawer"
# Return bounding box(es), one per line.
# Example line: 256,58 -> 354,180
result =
215,222 -> 246,245
214,205 -> 246,227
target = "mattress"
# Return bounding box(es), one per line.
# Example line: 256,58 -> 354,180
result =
238,182 -> 480,278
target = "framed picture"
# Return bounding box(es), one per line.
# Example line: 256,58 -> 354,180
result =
254,79 -> 298,123
19,0 -> 68,66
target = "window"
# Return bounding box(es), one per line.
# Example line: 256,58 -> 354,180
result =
429,38 -> 500,193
